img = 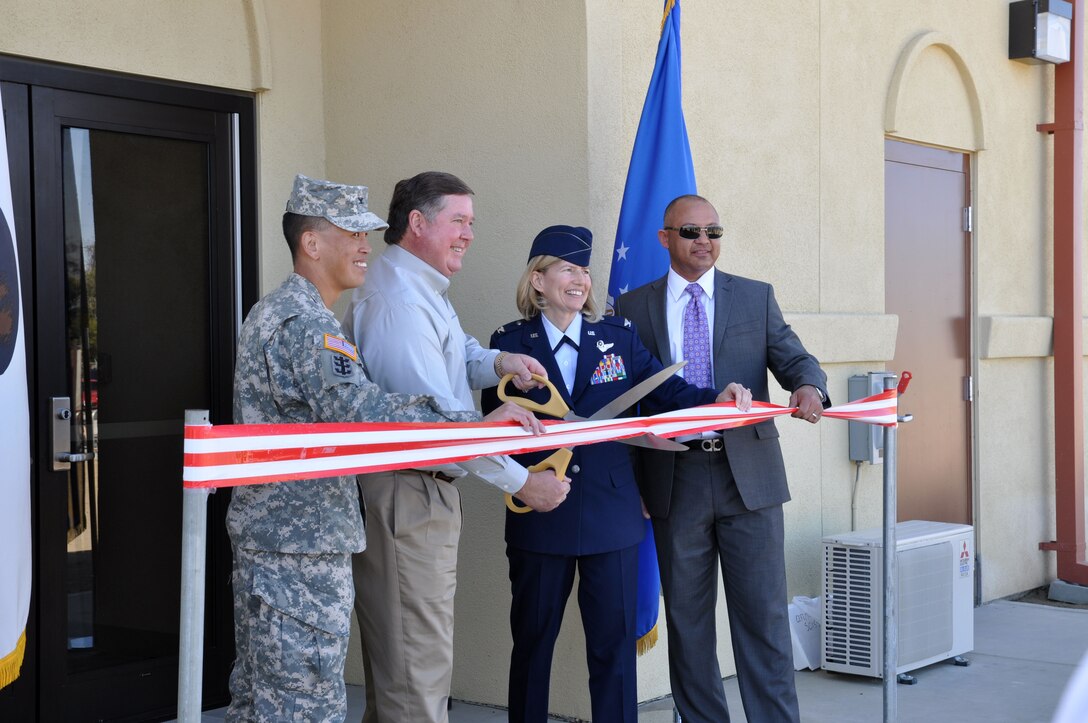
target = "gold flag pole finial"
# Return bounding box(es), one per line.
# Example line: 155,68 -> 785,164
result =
660,0 -> 676,34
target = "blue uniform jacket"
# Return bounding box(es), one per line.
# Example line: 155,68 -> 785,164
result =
482,314 -> 717,556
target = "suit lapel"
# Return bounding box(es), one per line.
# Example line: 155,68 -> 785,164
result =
647,276 -> 673,364
713,270 -> 734,380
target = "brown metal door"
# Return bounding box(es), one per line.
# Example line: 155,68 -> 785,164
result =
884,139 -> 972,524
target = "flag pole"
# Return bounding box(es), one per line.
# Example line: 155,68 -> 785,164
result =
178,409 -> 212,722
607,0 -> 695,657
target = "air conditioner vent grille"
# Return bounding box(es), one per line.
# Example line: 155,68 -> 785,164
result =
822,544 -> 874,669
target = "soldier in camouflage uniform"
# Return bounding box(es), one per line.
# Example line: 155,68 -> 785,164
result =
226,175 -> 542,722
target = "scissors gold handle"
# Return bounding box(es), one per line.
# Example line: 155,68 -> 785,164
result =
505,447 -> 572,514
497,373 -> 570,418
498,373 -> 573,514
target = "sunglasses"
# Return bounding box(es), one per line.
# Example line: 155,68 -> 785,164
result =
664,224 -> 725,240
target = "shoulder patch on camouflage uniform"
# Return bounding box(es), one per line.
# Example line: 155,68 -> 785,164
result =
324,333 -> 358,361
320,346 -> 363,386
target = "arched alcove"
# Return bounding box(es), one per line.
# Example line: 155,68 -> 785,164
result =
244,0 -> 272,91
885,31 -> 986,151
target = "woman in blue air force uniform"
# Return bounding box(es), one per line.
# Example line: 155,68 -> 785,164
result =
482,226 -> 747,723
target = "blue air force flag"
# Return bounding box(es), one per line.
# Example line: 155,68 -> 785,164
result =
0,90 -> 32,689
607,0 -> 698,655
606,0 -> 697,313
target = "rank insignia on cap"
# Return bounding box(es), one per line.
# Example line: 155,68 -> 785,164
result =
286,174 -> 388,233
324,333 -> 358,361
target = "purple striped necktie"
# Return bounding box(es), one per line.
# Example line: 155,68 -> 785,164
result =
682,282 -> 711,388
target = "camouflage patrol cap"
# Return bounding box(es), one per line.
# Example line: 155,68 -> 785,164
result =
286,174 -> 389,232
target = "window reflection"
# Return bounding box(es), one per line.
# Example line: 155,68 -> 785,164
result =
62,128 -> 98,653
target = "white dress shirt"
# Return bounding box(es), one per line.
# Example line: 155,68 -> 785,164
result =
665,266 -> 718,440
342,244 -> 528,493
539,312 -> 583,395
665,266 -> 716,387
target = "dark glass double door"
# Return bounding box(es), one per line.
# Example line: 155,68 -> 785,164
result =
0,60 -> 255,721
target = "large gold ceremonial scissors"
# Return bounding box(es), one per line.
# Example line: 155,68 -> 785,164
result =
498,361 -> 687,513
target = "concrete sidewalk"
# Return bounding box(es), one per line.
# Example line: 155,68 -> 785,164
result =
462,598 -> 1088,722
189,597 -> 1088,722
639,598 -> 1088,723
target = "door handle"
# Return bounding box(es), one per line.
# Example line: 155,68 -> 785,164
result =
51,396 -> 95,470
59,452 -> 95,464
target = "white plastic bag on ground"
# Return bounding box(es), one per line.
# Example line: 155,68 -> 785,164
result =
788,595 -> 821,671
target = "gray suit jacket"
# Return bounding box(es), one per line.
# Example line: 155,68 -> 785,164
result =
614,270 -> 828,517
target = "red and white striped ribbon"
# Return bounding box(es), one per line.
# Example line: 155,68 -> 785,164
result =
183,391 -> 898,489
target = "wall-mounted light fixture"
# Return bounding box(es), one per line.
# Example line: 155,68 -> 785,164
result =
1009,0 -> 1074,64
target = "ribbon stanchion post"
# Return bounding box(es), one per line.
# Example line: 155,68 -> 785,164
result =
881,374 -> 914,723
882,379 -> 899,723
178,410 -> 212,723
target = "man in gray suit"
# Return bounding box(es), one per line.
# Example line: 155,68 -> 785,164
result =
614,194 -> 828,723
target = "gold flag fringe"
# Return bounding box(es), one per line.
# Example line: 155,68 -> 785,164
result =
636,622 -> 659,657
0,630 -> 26,690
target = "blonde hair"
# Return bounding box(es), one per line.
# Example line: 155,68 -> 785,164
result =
515,255 -> 602,322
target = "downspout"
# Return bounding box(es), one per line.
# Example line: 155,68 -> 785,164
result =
1038,0 -> 1088,585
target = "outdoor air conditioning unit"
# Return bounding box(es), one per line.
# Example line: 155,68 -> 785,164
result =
821,520 -> 974,678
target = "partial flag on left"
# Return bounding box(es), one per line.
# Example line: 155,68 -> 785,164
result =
0,90 -> 33,689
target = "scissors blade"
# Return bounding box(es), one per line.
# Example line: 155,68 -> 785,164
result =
581,360 -> 688,422
616,432 -> 688,451
564,361 -> 688,451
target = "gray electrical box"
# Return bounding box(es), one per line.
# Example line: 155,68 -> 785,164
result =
848,372 -> 896,464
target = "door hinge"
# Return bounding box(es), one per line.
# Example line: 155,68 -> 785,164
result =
963,375 -> 974,402
962,206 -> 973,233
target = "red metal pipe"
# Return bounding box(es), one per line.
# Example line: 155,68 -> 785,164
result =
1039,0 -> 1088,585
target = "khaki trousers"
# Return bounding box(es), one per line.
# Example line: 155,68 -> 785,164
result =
353,470 -> 461,723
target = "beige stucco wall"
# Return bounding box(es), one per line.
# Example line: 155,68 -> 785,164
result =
643,1 -> 1075,609
326,1 -> 1084,715
319,0 -> 597,715
862,4 -> 1066,603
3,0 -> 1087,720
0,0 -> 255,91
0,0 -> 327,292
581,0 -> 1083,706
